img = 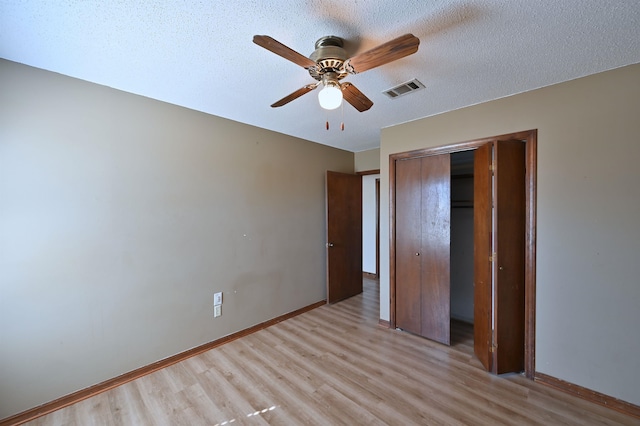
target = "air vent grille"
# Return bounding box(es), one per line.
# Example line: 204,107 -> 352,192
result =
383,78 -> 425,99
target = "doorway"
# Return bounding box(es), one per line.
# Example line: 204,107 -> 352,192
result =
389,130 -> 537,377
361,171 -> 381,279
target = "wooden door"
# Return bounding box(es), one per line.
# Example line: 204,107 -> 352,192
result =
396,155 -> 451,345
474,143 -> 493,371
395,158 -> 423,335
420,155 -> 451,345
494,140 -> 526,373
474,140 -> 526,374
326,171 -> 362,304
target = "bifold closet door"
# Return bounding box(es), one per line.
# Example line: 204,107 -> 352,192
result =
474,140 -> 526,374
396,157 -> 423,335
396,154 -> 451,345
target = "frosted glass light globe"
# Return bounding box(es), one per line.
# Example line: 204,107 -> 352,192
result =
318,84 -> 343,110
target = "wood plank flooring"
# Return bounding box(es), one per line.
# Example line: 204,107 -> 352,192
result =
24,279 -> 636,425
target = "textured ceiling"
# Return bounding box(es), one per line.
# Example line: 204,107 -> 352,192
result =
1,1 -> 639,152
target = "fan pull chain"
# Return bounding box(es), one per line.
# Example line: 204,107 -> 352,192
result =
323,106 -> 345,131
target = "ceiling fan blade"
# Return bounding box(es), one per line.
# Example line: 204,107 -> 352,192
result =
341,82 -> 373,112
271,84 -> 318,108
253,35 -> 317,69
345,33 -> 420,74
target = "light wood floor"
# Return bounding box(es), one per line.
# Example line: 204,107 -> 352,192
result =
25,278 -> 636,425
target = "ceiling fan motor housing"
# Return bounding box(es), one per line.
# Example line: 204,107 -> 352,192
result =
309,36 -> 348,80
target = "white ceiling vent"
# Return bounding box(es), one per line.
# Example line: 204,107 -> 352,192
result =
383,78 -> 425,99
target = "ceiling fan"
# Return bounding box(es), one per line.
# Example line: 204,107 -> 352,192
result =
253,33 -> 420,112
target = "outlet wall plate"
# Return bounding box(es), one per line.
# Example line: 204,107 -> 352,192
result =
214,292 -> 223,306
214,305 -> 221,317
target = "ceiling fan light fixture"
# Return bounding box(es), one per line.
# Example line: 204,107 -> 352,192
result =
318,73 -> 343,110
254,33 -> 419,112
318,83 -> 343,110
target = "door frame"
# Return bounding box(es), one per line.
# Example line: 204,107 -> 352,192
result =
389,129 -> 537,378
376,177 -> 380,278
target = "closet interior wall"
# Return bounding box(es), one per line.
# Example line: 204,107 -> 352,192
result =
450,152 -> 475,325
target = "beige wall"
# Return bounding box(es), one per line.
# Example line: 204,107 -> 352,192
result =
354,148 -> 380,172
0,60 -> 353,418
380,63 -> 640,405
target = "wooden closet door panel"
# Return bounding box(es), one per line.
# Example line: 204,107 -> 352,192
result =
494,140 -> 526,374
420,154 -> 451,345
474,143 -> 493,371
474,140 -> 526,374
395,158 -> 423,334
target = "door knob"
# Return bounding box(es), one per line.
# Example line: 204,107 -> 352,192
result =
415,252 -> 420,256
327,243 -> 334,247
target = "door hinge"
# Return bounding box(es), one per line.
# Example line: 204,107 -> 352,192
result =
489,253 -> 497,262
489,163 -> 495,173
490,329 -> 497,352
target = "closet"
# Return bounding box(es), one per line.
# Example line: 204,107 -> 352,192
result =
392,136 -> 530,375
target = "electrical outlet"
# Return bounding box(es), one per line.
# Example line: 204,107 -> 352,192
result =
214,305 -> 221,318
214,292 -> 223,306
